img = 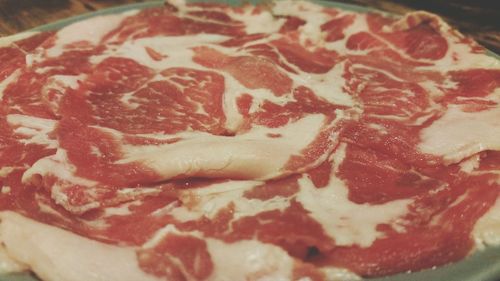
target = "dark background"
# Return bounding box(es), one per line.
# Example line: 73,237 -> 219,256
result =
0,0 -> 499,53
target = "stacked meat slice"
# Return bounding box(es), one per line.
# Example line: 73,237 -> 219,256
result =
0,1 -> 499,280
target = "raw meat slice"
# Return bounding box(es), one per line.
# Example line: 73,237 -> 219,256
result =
0,1 -> 499,281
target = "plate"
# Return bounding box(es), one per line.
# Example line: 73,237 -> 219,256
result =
0,1 -> 499,280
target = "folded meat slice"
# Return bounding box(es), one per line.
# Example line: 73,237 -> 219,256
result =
2,0 -> 500,280
117,113 -> 332,179
0,211 -> 161,281
474,196 -> 500,247
15,19 -> 347,215
22,113 -> 338,214
419,104 -> 500,164
418,69 -> 500,164
0,211 -> 336,281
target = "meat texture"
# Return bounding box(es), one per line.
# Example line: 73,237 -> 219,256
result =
0,1 -> 499,281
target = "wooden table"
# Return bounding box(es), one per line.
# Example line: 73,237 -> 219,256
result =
0,0 -> 499,54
